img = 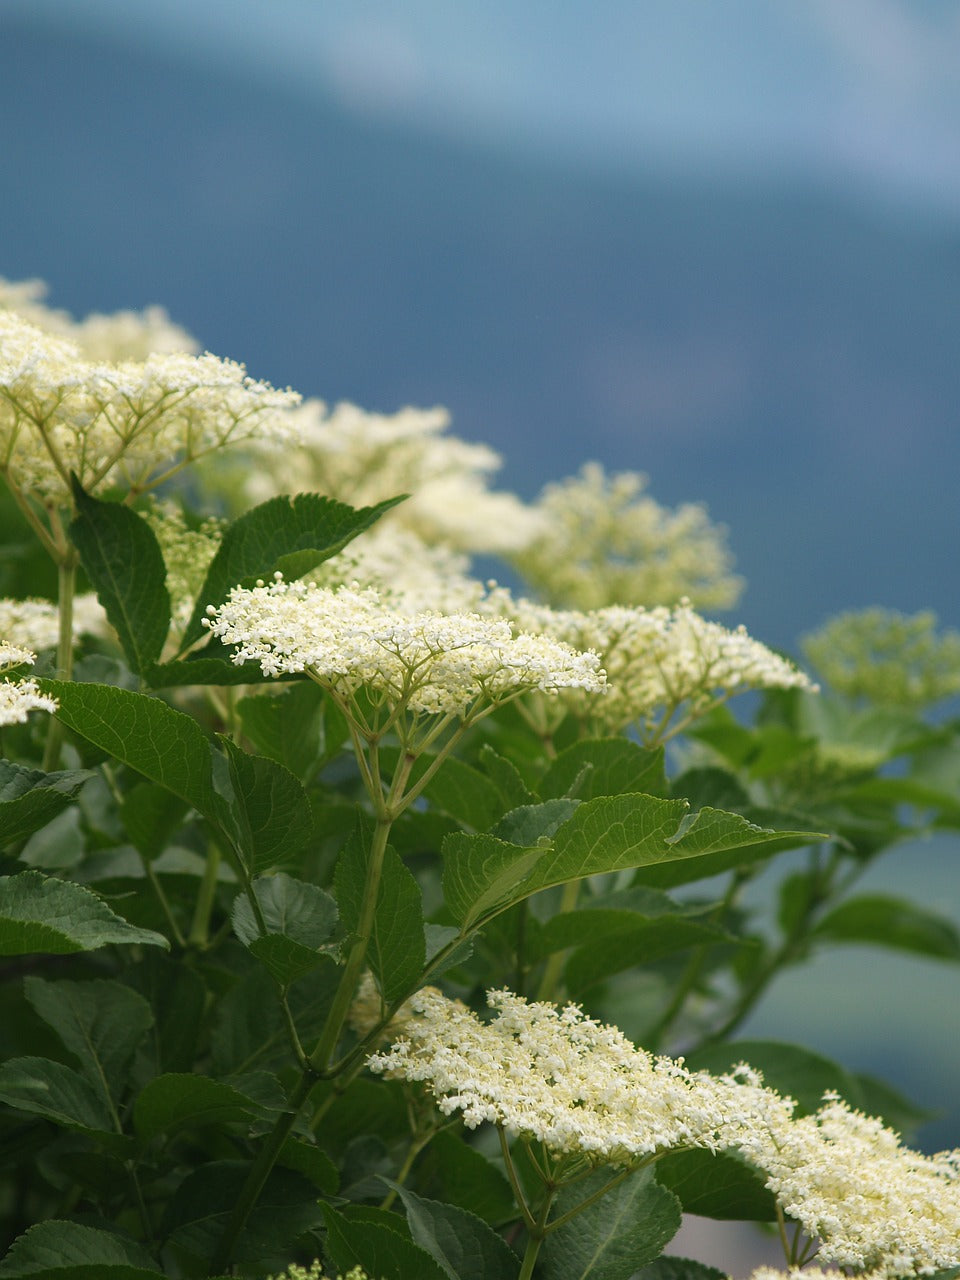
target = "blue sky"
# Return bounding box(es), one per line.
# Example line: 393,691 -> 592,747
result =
8,0 -> 960,216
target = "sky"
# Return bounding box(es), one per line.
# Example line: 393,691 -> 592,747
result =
7,0 -> 960,217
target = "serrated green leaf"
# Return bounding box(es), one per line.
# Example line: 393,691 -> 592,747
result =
0,1056 -> 116,1135
812,894 -> 960,960
0,870 -> 169,954
413,1129 -> 515,1225
0,760 -> 94,847
132,1073 -> 266,1142
388,1182 -> 519,1280
236,681 -> 329,779
540,738 -> 667,801
441,833 -> 546,930
24,977 -> 153,1107
68,478 -> 171,674
368,850 -> 426,1004
217,737 -> 313,872
0,1219 -> 163,1277
540,1166 -> 681,1280
685,1040 -> 863,1117
655,1149 -> 776,1221
320,1203 -> 449,1280
179,491 -> 405,651
41,681 -> 215,817
231,873 -> 338,948
119,783 -> 188,861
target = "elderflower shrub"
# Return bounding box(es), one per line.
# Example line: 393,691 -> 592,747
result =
802,608 -> 960,709
214,397 -> 545,556
502,594 -> 815,740
204,574 -> 605,717
0,310 -> 299,508
0,274 -> 199,359
512,461 -> 743,610
0,643 -> 58,725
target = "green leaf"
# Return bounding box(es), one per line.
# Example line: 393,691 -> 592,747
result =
636,1256 -> 728,1280
492,798 -> 579,846
0,760 -> 94,847
478,744 -> 536,807
42,681 -> 215,817
812,894 -> 960,960
132,1073 -> 267,1142
655,1150 -> 776,1221
119,783 -> 188,861
441,833 -> 546,930
179,490 -> 405,651
388,1182 -> 519,1280
413,1129 -> 515,1225
276,1135 -> 338,1193
68,478 -> 171,674
423,756 -> 509,831
0,1219 -> 164,1277
236,681 -> 329,779
0,1056 -> 116,1135
540,1166 -> 681,1280
685,1040 -> 864,1117
320,1204 -> 449,1280
563,917 -> 734,992
24,977 -> 153,1107
232,873 -> 339,985
0,870 -> 169,954
217,737 -> 313,872
540,738 -> 667,801
124,951 -> 207,1074
336,834 -> 425,1004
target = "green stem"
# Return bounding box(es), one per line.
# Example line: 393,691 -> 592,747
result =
208,1068 -> 316,1275
188,835 -> 221,947
534,879 -> 581,1002
41,551 -> 78,771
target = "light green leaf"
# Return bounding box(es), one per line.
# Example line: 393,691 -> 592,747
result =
0,760 -> 94,847
540,1166 -> 681,1280
68,478 -> 171,674
812,894 -> 960,960
0,1220 -> 163,1277
492,798 -> 579,846
217,737 -> 313,872
179,490 -> 405,651
441,833 -> 546,930
0,1056 -> 116,1136
41,681 -> 215,817
388,1182 -> 519,1280
540,738 -> 667,801
0,870 -> 169,954
24,977 -> 153,1107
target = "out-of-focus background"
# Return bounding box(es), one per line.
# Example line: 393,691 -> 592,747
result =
2,3 -> 958,1269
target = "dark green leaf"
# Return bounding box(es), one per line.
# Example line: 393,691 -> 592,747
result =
24,977 -> 153,1106
41,681 -> 215,817
812,894 -> 960,960
132,1073 -> 266,1142
478,745 -> 536,808
124,951 -> 207,1074
0,1219 -> 163,1277
368,850 -> 425,1004
320,1203 -> 448,1280
670,767 -> 751,810
232,873 -> 338,947
0,1056 -> 116,1135
540,738 -> 667,801
179,491 -> 405,650
388,1182 -> 519,1280
237,681 -> 329,779
119,783 -> 188,861
564,917 -> 734,992
636,1255 -> 728,1280
424,756 -> 508,831
540,1166 -> 681,1280
217,737 -> 313,872
276,1135 -> 338,1193
656,1150 -> 776,1221
414,1129 -> 515,1225
853,1073 -> 936,1139
0,761 -> 94,847
68,478 -> 171,674
0,870 -> 169,954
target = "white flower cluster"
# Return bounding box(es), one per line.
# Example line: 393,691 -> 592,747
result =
740,1092 -> 960,1277
369,988 -> 960,1279
205,576 -> 604,716
236,398 -> 545,556
0,643 -> 58,726
512,462 -> 743,611
0,595 -> 107,653
503,596 -> 815,735
0,275 -> 199,360
0,311 -> 299,504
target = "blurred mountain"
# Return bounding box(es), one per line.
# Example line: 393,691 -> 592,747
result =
2,15 -> 959,646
